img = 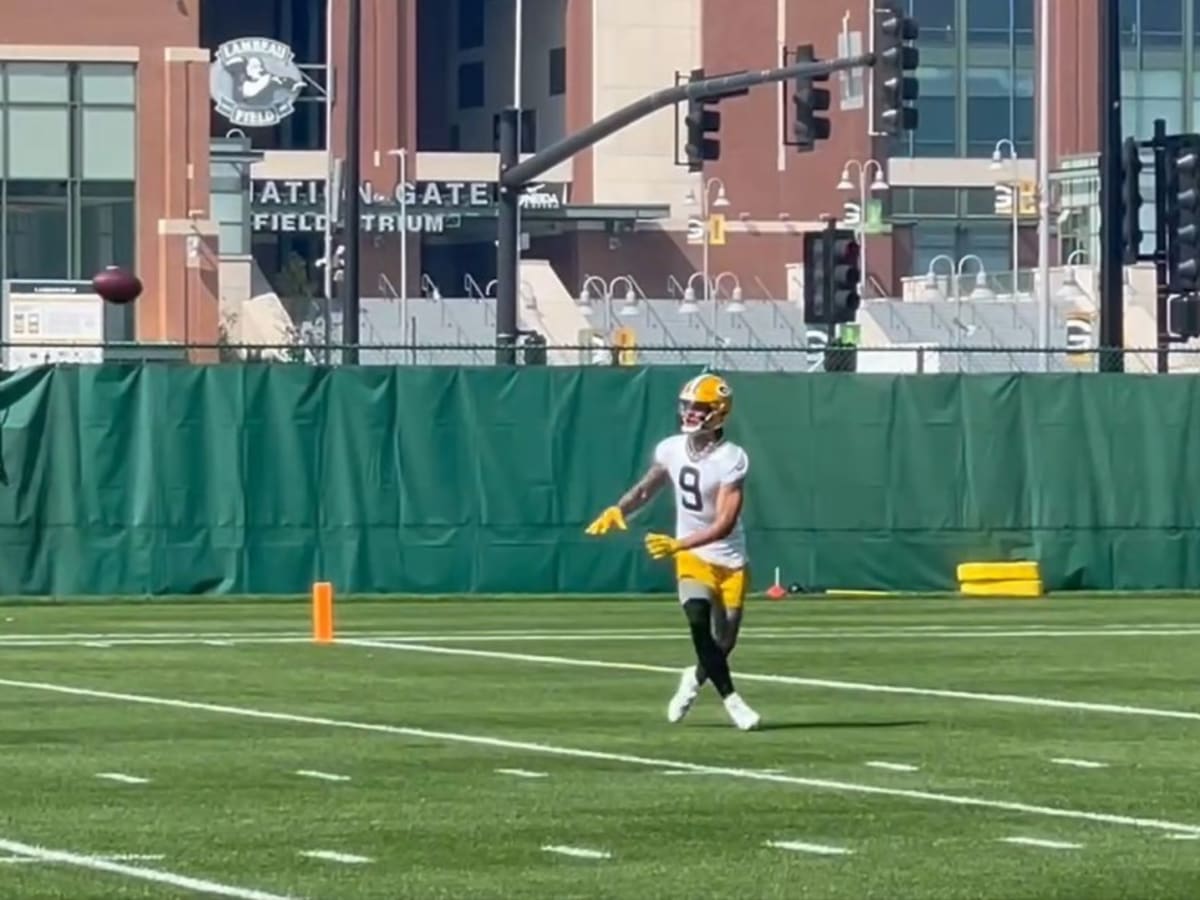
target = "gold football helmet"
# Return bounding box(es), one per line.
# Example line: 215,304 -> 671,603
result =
678,373 -> 732,434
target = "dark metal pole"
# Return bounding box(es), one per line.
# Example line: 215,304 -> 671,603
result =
342,0 -> 362,364
495,107 -> 521,365
1154,118 -> 1170,374
502,54 -> 873,188
1098,0 -> 1123,372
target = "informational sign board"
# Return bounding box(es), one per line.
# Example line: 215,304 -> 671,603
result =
2,280 -> 105,369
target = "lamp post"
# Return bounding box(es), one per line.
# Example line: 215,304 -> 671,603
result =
1037,0 -> 1052,372
386,147 -> 408,349
685,178 -> 731,359
713,271 -> 745,314
836,159 -> 889,298
991,138 -> 1020,302
921,253 -> 992,356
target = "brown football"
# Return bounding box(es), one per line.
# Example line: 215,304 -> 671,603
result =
92,266 -> 142,305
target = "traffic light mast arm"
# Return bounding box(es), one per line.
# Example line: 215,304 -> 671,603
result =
502,53 -> 874,187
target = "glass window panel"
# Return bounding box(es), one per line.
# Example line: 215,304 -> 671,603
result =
5,182 -> 69,280
1142,0 -> 1183,45
81,108 -> 136,180
914,95 -> 956,153
212,192 -> 244,224
80,183 -> 135,275
964,188 -> 999,215
219,222 -> 246,255
910,0 -> 956,31
79,64 -> 136,105
911,188 -> 959,215
458,0 -> 485,50
6,63 -> 69,102
911,222 -> 959,274
967,67 -> 1013,97
1139,69 -> 1184,97
548,48 -> 566,97
1135,98 -> 1184,135
919,65 -> 958,97
966,0 -> 1010,43
1193,100 -> 1200,131
967,97 -> 1013,153
457,61 -> 485,109
1014,97 -> 1034,149
6,108 -> 69,178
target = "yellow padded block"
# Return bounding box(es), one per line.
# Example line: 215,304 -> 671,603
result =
956,561 -> 1041,583
960,579 -> 1044,598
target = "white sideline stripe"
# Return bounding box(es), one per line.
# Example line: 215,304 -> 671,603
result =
346,639 -> 1200,723
295,770 -> 351,782
663,767 -> 784,776
1167,833 -> 1200,840
0,838 -> 296,899
766,840 -> 853,856
7,624 -> 1200,645
0,854 -> 165,864
95,772 -> 149,784
495,768 -> 548,778
866,761 -> 919,773
1001,837 -> 1082,850
299,850 -> 371,864
1,678 -> 1198,838
1051,758 -> 1109,769
541,845 -> 610,860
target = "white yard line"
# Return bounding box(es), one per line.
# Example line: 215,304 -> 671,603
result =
0,677 -> 1197,838
6,624 -> 1200,647
346,640 -> 1200,724
299,850 -> 371,864
0,838 -> 297,899
495,768 -> 548,778
1051,758 -> 1109,769
0,853 -> 165,864
1001,837 -> 1082,850
295,770 -> 351,782
766,840 -> 853,856
95,773 -> 150,785
865,761 -> 919,773
541,845 -> 610,860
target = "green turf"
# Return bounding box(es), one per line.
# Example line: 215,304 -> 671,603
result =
2,597 -> 1200,898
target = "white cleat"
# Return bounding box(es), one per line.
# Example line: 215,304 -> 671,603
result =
723,693 -> 762,731
667,666 -> 700,724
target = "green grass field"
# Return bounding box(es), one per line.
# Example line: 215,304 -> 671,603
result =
3,595 -> 1200,899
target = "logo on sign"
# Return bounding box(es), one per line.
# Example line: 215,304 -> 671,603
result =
210,38 -> 305,128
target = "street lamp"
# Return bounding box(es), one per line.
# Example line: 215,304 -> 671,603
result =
609,275 -> 641,317
837,158 -> 888,299
991,138 -> 1021,301
680,271 -> 706,315
686,178 -> 731,350
1057,249 -> 1090,304
578,274 -> 606,320
713,271 -> 744,314
386,147 -> 409,346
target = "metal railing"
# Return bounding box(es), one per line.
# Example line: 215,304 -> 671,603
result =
1,341 -> 1194,374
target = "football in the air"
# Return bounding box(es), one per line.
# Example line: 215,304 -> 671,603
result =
92,266 -> 143,305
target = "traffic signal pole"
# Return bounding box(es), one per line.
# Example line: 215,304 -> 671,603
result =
493,52 -> 875,363
1154,118 -> 1169,373
1098,0 -> 1124,372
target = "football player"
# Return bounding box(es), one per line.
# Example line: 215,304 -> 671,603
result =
585,373 -> 761,731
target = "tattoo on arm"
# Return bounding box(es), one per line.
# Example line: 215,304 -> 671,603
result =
617,464 -> 667,515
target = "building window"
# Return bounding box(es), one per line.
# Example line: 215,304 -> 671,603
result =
0,62 -> 137,281
457,61 -> 485,109
458,0 -> 485,50
549,47 -> 566,96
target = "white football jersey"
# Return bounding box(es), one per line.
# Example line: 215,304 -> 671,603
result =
654,434 -> 750,569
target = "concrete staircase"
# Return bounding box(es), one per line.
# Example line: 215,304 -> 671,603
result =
518,259 -> 589,364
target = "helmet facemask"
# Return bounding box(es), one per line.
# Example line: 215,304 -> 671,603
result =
679,399 -> 719,434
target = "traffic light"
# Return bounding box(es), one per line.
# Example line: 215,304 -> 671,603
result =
791,44 -> 831,152
831,230 -> 862,321
1169,296 -> 1200,338
872,1 -> 920,135
1120,137 -> 1144,265
803,225 -> 860,326
1166,136 -> 1200,292
684,68 -> 721,172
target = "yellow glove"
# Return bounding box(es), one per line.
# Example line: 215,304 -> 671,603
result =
585,506 -> 627,536
644,532 -> 681,560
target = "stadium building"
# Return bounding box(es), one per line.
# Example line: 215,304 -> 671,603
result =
0,0 -> 1192,355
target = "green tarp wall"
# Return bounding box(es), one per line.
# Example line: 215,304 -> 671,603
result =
1,364 -> 1198,596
